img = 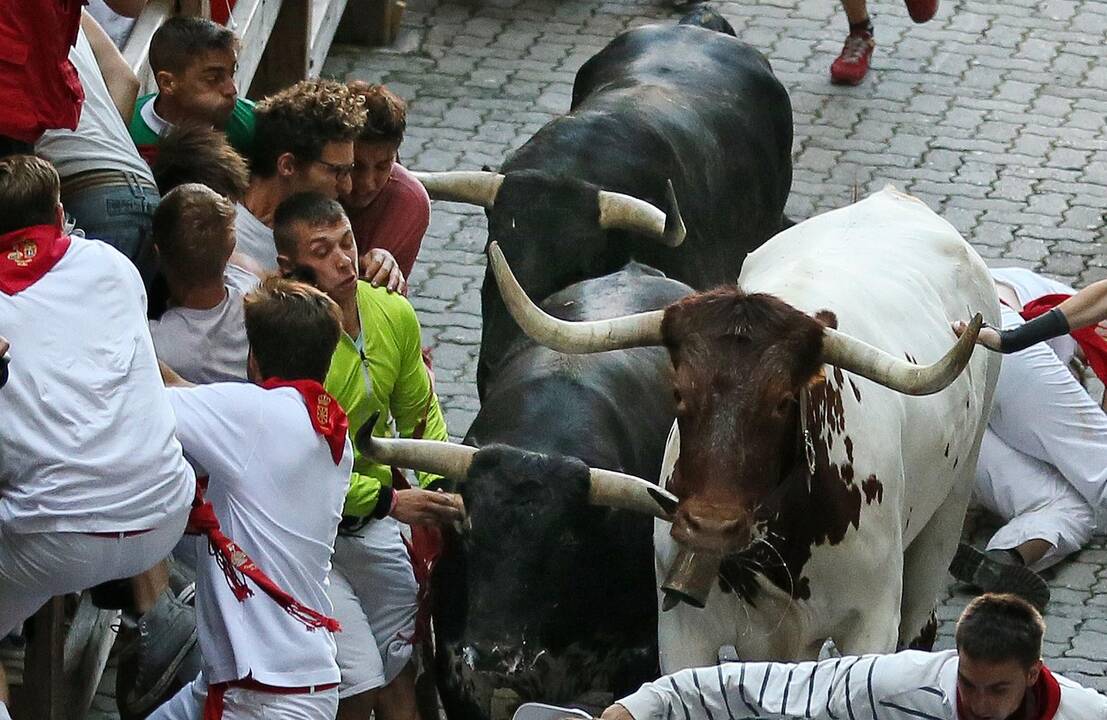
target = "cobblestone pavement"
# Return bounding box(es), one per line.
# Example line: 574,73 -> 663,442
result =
84,0 -> 1107,715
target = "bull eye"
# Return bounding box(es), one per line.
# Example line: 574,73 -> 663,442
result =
673,389 -> 687,414
776,395 -> 796,415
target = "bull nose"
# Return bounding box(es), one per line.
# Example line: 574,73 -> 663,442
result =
671,507 -> 752,553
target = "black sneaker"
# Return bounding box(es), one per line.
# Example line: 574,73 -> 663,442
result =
950,543 -> 1050,612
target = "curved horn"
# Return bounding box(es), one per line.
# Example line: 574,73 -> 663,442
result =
355,431 -> 476,481
588,468 -> 677,520
487,242 -> 665,353
598,179 -> 686,247
411,171 -> 505,208
821,313 -> 984,396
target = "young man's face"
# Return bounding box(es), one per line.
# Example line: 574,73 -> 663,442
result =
289,141 -> 355,200
342,141 -> 398,211
279,217 -> 359,305
164,48 -> 239,128
956,653 -> 1040,720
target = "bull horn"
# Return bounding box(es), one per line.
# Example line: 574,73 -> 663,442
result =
820,314 -> 984,396
357,428 -> 676,520
588,468 -> 678,520
411,171 -> 505,208
598,179 -> 686,247
488,242 -> 665,353
355,425 -> 476,481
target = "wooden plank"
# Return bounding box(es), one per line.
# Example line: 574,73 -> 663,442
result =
244,0 -> 308,100
335,0 -> 402,46
121,0 -> 175,95
63,597 -> 119,719
17,598 -> 66,720
309,0 -> 351,77
232,0 -> 285,97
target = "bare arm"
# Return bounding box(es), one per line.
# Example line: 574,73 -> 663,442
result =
81,10 -> 140,121
159,360 -> 195,388
103,0 -> 150,17
1054,278 -> 1107,333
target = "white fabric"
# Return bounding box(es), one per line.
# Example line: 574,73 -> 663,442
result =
0,236 -> 195,534
149,264 -> 260,384
0,510 -> 188,636
970,290 -> 1107,569
327,567 -> 387,696
975,427 -> 1096,571
149,673 -> 338,720
167,383 -> 352,687
328,517 -> 419,693
141,93 -> 171,137
86,0 -> 138,48
36,28 -> 154,182
234,204 -> 278,272
619,650 -> 1107,720
990,267 -> 1079,361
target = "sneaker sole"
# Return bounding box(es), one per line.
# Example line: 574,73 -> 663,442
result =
949,544 -> 1050,611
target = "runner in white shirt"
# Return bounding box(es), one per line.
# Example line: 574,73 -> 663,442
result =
148,184 -> 260,383
0,155 -> 193,714
602,594 -> 1106,720
150,277 -> 352,720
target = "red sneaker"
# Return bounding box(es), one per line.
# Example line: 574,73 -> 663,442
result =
904,0 -> 939,23
830,32 -> 875,86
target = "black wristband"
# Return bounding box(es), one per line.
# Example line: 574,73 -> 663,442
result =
372,485 -> 396,519
998,308 -> 1070,353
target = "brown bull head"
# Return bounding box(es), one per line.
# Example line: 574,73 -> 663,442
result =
487,242 -> 983,605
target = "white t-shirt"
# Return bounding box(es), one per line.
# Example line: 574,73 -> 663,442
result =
149,264 -> 260,384
0,236 -> 194,533
167,383 -> 351,686
234,204 -> 278,272
36,28 -> 154,182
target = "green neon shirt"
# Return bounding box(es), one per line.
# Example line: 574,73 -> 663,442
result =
325,281 -> 448,518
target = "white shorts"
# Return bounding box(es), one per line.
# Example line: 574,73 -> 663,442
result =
327,516 -> 419,697
0,507 -> 188,636
148,674 -> 338,719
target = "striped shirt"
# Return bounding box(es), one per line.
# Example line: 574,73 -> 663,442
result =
617,650 -> 1106,720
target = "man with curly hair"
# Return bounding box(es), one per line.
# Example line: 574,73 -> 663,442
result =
236,79 -> 405,278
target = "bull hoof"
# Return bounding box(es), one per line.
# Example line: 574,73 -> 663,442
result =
950,543 -> 1050,612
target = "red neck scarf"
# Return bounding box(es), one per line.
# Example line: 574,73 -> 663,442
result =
956,665 -> 1061,720
0,225 -> 71,295
259,378 -> 349,464
1020,294 -> 1107,385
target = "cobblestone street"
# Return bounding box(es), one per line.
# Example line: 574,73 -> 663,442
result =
323,0 -> 1107,692
85,0 -> 1107,715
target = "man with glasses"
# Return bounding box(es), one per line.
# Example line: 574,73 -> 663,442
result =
233,80 -> 366,273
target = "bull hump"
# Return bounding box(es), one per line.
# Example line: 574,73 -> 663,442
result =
719,377 -> 878,602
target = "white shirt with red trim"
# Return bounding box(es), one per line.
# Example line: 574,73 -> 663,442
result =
167,383 -> 351,687
618,649 -> 1106,720
0,236 -> 194,533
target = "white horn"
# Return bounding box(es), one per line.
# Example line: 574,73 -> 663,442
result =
598,179 -> 686,247
588,468 -> 677,520
355,430 -> 476,481
820,314 -> 984,396
411,171 -> 505,208
488,242 -> 665,353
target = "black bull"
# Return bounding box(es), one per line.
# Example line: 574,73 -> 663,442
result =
475,20 -> 793,397
431,266 -> 692,720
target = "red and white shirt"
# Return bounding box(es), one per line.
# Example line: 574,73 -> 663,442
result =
167,383 -> 352,687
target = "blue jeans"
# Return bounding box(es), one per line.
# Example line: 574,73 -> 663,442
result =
62,172 -> 160,288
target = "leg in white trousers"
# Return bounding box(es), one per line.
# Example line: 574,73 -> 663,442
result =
974,306 -> 1107,570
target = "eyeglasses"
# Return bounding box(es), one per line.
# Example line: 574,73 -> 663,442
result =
314,159 -> 355,180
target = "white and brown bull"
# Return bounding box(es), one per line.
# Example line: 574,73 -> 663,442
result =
487,187 -> 1002,670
